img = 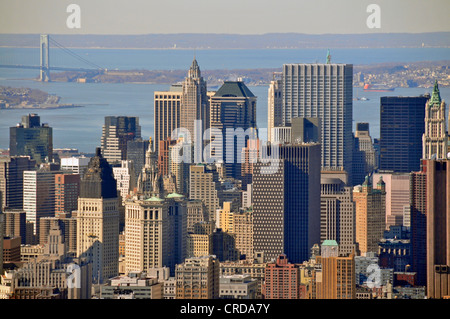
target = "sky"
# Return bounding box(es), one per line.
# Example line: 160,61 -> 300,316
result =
0,0 -> 449,35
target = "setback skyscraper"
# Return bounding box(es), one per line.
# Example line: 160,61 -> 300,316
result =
209,81 -> 257,179
281,62 -> 353,183
422,81 -> 448,160
76,148 -> 119,284
180,58 -> 209,147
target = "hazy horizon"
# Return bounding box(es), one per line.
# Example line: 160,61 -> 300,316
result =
1,0 -> 449,35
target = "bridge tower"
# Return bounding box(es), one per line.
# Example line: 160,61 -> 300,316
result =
40,34 -> 50,82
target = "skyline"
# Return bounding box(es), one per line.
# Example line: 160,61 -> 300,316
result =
1,0 -> 450,35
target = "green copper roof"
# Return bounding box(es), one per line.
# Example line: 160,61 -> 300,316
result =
214,81 -> 255,98
322,240 -> 338,246
144,196 -> 164,202
429,80 -> 442,105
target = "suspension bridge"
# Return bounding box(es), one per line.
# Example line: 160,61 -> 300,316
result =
0,34 -> 106,82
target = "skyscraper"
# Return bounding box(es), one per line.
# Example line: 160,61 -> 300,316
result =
54,173 -> 80,217
355,122 -> 377,175
126,137 -> 150,182
267,74 -> 282,143
353,176 -> 386,255
252,142 -> 321,264
0,156 -> 36,210
101,116 -> 141,164
180,58 -> 209,147
410,164 -> 427,286
263,254 -> 301,299
23,165 -> 61,240
315,240 -> 356,299
9,114 -> 53,165
320,171 -> 357,257
124,195 -> 187,276
281,62 -> 353,183
189,164 -> 221,222
379,95 -> 428,173
373,172 -> 410,229
422,80 -> 448,160
76,148 -> 119,284
209,81 -> 257,179
154,85 -> 182,156
426,159 -> 450,299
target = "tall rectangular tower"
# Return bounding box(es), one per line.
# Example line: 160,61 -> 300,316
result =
101,116 -> 141,164
252,142 -> 321,264
181,58 -> 209,147
426,159 -> 450,299
380,95 -> 428,173
209,81 -> 257,179
0,156 -> 36,210
76,148 -> 119,284
9,114 -> 53,165
281,63 -> 353,183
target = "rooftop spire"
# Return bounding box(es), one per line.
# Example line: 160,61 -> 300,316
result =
429,79 -> 442,105
188,56 -> 201,78
326,49 -> 331,64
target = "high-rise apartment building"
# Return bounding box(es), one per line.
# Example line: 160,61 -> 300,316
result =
154,85 -> 182,156
76,148 -> 119,284
3,208 -> 27,244
101,116 -> 141,164
54,173 -> 80,217
320,171 -> 357,257
232,209 -> 253,261
353,176 -> 386,255
426,159 -> 450,299
281,62 -> 353,183
315,240 -> 356,299
175,255 -> 220,299
181,58 -> 209,147
379,95 -> 428,173
0,156 -> 36,210
23,165 -> 61,240
9,114 -> 53,164
422,81 -> 448,160
209,81 -> 257,179
373,172 -> 410,229
263,254 -> 301,299
189,164 -> 221,222
252,142 -> 321,264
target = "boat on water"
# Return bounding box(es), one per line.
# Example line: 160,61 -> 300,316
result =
363,83 -> 395,92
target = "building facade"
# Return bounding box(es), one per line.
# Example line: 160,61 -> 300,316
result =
422,81 -> 448,160
379,95 -> 428,173
76,148 -> 119,284
9,114 -> 53,165
252,143 -> 321,264
281,63 -> 353,183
